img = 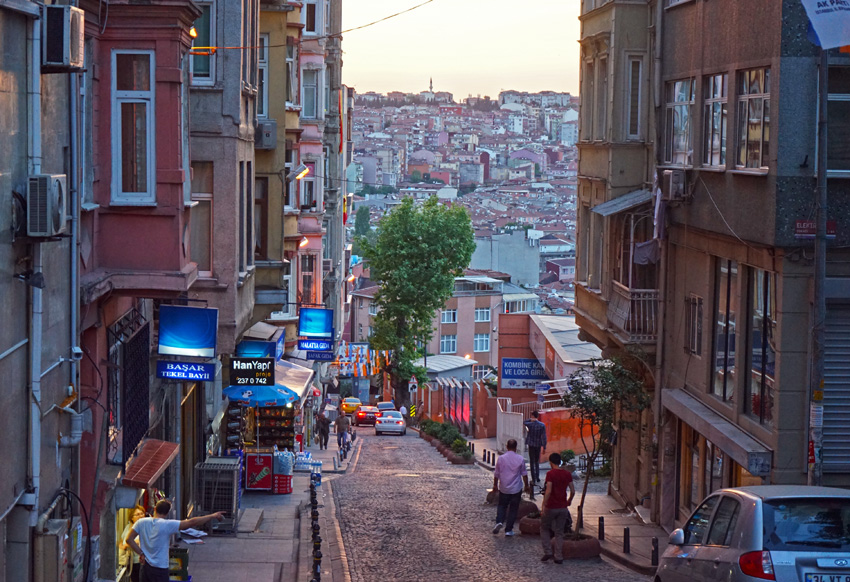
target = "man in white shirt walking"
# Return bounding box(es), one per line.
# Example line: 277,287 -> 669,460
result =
126,500 -> 224,582
491,438 -> 531,537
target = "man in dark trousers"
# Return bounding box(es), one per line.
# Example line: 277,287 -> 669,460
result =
491,439 -> 531,537
316,412 -> 330,450
524,410 -> 547,490
539,453 -> 575,564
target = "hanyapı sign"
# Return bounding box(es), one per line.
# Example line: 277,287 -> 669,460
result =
500,357 -> 549,389
230,357 -> 275,386
802,0 -> 850,49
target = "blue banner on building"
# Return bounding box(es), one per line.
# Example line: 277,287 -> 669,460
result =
158,305 -> 218,358
299,339 -> 333,351
156,360 -> 216,382
500,357 -> 548,389
307,351 -> 335,361
298,308 -> 334,339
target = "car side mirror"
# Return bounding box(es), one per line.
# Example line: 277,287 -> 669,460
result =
669,528 -> 685,546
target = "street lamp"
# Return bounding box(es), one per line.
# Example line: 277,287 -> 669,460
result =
299,236 -> 309,248
288,164 -> 310,183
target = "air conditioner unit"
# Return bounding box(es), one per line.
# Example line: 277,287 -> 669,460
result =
661,169 -> 686,202
27,174 -> 68,237
255,119 -> 277,150
42,6 -> 85,72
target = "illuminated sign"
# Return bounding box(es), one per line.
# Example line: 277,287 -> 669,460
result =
500,357 -> 548,389
158,305 -> 218,358
156,361 -> 216,381
306,351 -> 335,361
298,308 -> 334,339
230,357 -> 275,386
298,339 -> 333,351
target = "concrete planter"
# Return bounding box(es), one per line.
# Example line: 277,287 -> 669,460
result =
517,500 -> 539,520
519,515 -> 541,535
555,534 -> 601,559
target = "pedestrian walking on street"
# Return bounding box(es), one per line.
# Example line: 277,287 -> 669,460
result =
335,411 -> 351,449
539,452 -> 575,564
399,403 -> 407,419
126,500 -> 224,582
491,438 -> 531,537
523,410 -> 547,491
316,412 -> 330,450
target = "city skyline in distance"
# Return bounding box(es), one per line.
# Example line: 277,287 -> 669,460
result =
341,0 -> 580,100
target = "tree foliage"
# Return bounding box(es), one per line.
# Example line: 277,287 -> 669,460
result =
353,206 -> 371,237
561,355 -> 650,529
359,197 -> 475,404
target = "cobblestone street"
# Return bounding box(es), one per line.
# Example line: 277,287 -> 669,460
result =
332,432 -> 651,582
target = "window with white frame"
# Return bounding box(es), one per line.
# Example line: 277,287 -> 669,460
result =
286,45 -> 297,104
474,308 -> 490,322
325,68 -> 332,116
257,34 -> 269,117
829,65 -> 850,173
440,334 -> 457,354
368,326 -> 373,337
736,68 -> 770,169
304,0 -> 319,34
595,57 -> 608,140
284,148 -> 296,208
301,163 -> 316,209
664,79 -> 695,166
301,254 -> 315,304
190,162 -> 213,277
703,74 -> 727,167
441,309 -> 457,324
580,60 -> 594,141
627,57 -> 642,139
368,302 -> 377,316
474,333 -> 490,353
303,69 -> 318,119
112,51 -> 155,204
270,262 -> 295,319
685,294 -> 703,356
191,2 -> 215,85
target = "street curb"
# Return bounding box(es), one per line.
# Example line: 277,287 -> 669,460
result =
297,480 -> 353,582
325,480 -> 352,582
599,545 -> 657,576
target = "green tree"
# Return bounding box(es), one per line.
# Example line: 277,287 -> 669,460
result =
359,197 -> 475,404
353,206 -> 371,237
561,355 -> 650,530
410,170 -> 422,182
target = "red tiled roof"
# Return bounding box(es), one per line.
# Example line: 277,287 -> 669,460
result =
122,439 -> 179,489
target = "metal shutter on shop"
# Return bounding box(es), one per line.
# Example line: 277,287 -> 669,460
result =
823,308 -> 850,472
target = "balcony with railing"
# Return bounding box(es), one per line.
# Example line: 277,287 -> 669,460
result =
607,280 -> 659,344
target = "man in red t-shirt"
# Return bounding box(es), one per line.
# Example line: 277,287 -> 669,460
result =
540,452 -> 575,563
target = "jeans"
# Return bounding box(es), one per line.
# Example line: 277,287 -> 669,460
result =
540,507 -> 569,559
495,491 -> 523,532
337,430 -> 349,448
528,446 -> 542,483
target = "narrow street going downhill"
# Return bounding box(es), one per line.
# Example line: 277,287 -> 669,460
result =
332,432 -> 650,582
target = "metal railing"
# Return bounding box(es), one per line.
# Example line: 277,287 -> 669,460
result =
607,281 -> 659,343
509,397 -> 564,422
496,397 -> 525,452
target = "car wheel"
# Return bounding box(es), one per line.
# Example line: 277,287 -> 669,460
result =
375,430 -> 381,436
402,430 -> 406,436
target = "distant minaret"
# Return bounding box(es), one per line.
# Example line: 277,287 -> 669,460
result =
430,77 -> 433,93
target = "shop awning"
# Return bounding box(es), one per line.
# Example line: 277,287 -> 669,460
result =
122,439 -> 179,489
662,389 -> 773,476
591,189 -> 652,217
273,359 -> 315,406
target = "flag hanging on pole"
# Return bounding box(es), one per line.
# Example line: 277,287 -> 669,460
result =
802,0 -> 850,49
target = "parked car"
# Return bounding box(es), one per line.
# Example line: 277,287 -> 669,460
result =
375,401 -> 396,417
656,485 -> 850,582
375,410 -> 406,436
341,397 -> 361,414
354,405 -> 379,426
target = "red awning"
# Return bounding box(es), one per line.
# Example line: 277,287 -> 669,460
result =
122,439 -> 179,489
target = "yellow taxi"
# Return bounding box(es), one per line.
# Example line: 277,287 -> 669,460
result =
340,397 -> 362,414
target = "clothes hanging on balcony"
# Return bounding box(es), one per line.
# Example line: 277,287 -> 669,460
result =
633,240 -> 660,265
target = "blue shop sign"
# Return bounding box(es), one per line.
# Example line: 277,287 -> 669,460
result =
156,360 -> 216,382
298,307 -> 334,339
307,351 -> 335,361
158,305 -> 218,358
299,339 -> 333,351
500,357 -> 548,389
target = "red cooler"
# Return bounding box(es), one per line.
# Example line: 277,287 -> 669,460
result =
245,454 -> 273,490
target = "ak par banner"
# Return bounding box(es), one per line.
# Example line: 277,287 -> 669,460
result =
802,0 -> 850,49
500,357 -> 549,389
298,307 -> 334,339
158,305 -> 218,358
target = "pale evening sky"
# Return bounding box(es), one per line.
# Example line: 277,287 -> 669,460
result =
341,0 -> 581,100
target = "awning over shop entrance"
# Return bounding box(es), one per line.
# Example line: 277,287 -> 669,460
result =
662,389 -> 772,476
274,359 -> 315,406
122,439 -> 179,489
591,189 -> 652,216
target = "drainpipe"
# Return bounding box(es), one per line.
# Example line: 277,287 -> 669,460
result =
70,70 -> 81,494
26,12 -> 44,527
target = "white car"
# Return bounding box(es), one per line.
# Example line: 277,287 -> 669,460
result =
375,410 -> 406,436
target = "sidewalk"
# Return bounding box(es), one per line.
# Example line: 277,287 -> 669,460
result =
185,437 -> 358,582
469,435 -> 667,576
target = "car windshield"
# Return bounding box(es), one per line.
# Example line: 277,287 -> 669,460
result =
763,498 -> 850,551
377,403 -> 394,409
359,407 -> 376,412
345,399 -> 359,404
382,411 -> 402,419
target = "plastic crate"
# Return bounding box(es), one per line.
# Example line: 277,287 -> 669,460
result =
195,457 -> 241,534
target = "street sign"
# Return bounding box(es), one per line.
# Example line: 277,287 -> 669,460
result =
408,377 -> 419,391
307,351 -> 335,361
299,339 -> 333,351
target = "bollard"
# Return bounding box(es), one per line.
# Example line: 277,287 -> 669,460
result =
598,516 -> 605,540
470,443 -> 475,454
623,526 -> 631,554
652,536 -> 659,566
484,450 -> 488,464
